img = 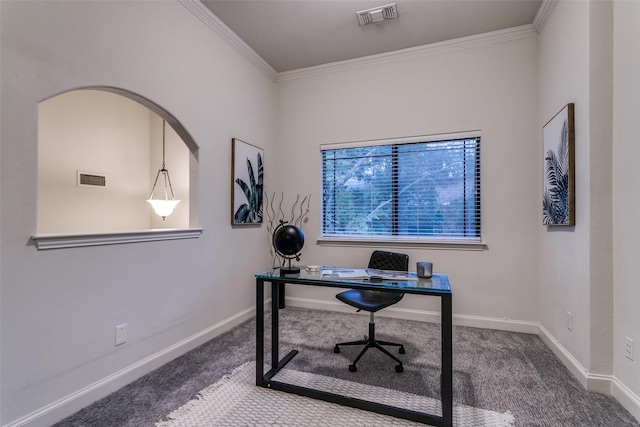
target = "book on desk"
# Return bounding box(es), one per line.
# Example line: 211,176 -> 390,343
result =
318,267 -> 418,281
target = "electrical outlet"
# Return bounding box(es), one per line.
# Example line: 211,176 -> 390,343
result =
115,324 -> 127,346
625,337 -> 634,361
566,311 -> 572,331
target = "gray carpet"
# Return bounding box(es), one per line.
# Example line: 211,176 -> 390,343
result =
54,307 -> 639,427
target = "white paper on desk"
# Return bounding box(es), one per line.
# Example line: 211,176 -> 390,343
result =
320,268 -> 369,279
366,269 -> 418,281
320,268 -> 418,281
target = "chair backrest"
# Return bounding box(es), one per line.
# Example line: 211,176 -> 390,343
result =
368,250 -> 409,272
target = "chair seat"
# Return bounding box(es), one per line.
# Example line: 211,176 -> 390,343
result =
336,289 -> 404,313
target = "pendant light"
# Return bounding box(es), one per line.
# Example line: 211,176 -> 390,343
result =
147,119 -> 180,220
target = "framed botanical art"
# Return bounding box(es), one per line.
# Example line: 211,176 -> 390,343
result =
542,103 -> 575,226
231,138 -> 263,225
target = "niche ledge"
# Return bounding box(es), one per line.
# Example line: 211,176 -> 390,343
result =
32,228 -> 203,250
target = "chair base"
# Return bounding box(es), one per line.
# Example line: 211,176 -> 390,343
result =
334,321 -> 404,372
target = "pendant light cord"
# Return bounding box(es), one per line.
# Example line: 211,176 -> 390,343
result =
148,119 -> 176,200
162,119 -> 166,169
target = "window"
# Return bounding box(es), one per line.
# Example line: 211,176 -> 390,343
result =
321,133 -> 481,244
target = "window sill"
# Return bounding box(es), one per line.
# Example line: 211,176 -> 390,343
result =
316,237 -> 487,251
31,228 -> 203,250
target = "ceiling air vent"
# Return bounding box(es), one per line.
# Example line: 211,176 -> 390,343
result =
356,3 -> 398,26
77,171 -> 107,188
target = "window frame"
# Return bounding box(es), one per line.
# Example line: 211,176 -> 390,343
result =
318,131 -> 486,251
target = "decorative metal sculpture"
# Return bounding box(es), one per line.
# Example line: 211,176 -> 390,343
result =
265,192 -> 311,272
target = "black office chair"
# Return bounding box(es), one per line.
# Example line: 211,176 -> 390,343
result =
333,250 -> 409,373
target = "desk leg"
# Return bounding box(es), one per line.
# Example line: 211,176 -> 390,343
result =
278,283 -> 286,309
256,278 -> 265,386
441,293 -> 453,427
271,281 -> 280,370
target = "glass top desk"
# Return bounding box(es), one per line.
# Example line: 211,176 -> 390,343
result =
255,267 -> 453,426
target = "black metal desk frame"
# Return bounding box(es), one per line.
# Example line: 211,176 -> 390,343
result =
255,269 -> 453,427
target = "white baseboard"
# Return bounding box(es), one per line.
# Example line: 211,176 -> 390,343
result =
612,376 -> 640,423
5,306 -> 257,427
285,297 -> 540,334
537,324 -> 592,389
538,324 -> 640,421
537,324 -> 614,394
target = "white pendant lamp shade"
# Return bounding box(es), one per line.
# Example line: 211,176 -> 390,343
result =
147,198 -> 180,219
148,120 -> 180,220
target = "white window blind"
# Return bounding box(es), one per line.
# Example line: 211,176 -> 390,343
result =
321,134 -> 481,242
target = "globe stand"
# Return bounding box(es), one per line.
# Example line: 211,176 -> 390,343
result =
280,264 -> 300,276
272,221 -> 304,276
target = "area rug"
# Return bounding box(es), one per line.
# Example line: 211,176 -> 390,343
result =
156,362 -> 515,427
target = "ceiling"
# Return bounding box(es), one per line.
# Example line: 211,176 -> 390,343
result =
201,0 -> 543,73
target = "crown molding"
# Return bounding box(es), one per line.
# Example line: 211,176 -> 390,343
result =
180,1 -> 538,84
533,0 -> 558,33
178,0 -> 278,82
277,24 -> 537,82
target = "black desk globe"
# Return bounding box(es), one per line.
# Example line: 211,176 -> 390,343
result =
272,223 -> 304,274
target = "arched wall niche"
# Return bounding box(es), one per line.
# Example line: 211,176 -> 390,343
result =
34,87 -> 202,249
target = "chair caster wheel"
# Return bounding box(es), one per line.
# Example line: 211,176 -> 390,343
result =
334,346 -> 340,353
349,364 -> 357,372
399,347 -> 405,354
395,364 -> 403,373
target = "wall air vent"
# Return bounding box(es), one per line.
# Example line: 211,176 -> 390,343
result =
356,3 -> 398,26
77,171 -> 107,188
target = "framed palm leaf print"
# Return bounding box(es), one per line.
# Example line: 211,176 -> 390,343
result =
542,103 -> 575,226
231,138 -> 263,225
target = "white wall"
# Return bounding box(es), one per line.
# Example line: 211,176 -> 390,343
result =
537,0 -> 615,385
0,1 -> 275,425
275,33 -> 540,324
613,0 -> 640,416
537,0 -> 593,371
